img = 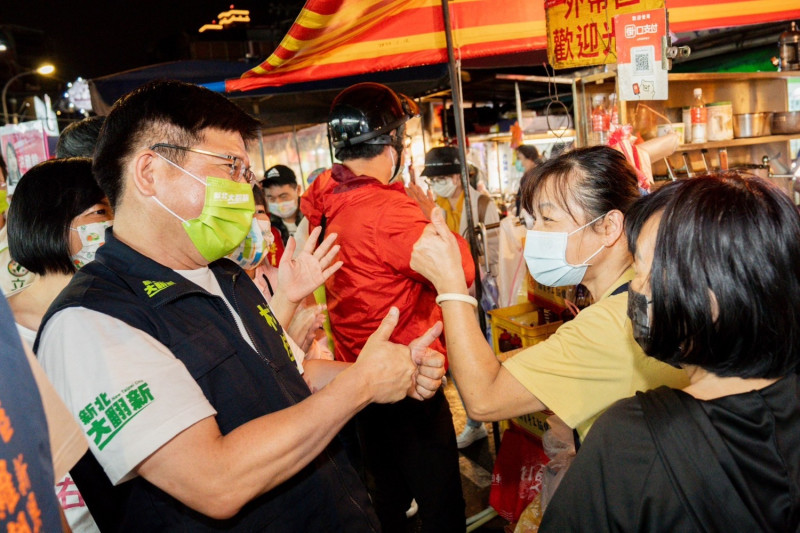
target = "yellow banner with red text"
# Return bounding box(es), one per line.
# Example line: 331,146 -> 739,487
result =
546,0 -> 665,69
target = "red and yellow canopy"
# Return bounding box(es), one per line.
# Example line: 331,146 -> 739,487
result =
667,0 -> 799,33
225,0 -> 800,93
225,0 -> 546,92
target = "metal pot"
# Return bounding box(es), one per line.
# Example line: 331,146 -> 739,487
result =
772,111 -> 800,135
732,112 -> 773,138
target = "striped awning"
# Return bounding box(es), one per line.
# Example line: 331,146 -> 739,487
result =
225,0 -> 546,92
667,0 -> 799,33
226,0 -> 799,93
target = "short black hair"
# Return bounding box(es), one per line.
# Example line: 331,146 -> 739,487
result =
93,80 -> 261,209
625,181 -> 684,256
7,158 -> 105,276
0,151 -> 6,181
56,116 -> 106,158
335,142 -> 385,162
644,173 -> 800,378
252,184 -> 267,211
522,145 -> 639,224
516,144 -> 540,162
262,164 -> 298,189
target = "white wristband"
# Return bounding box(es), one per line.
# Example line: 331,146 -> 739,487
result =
435,293 -> 478,308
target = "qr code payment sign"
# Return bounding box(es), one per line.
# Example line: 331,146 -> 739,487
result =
631,45 -> 654,75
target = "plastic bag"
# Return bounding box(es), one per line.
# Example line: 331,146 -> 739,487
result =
489,425 -> 549,522
539,425 -> 576,511
513,416 -> 576,532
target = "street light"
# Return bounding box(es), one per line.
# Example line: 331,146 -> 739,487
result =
2,63 -> 56,125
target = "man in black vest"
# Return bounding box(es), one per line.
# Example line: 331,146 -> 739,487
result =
35,80 -> 446,531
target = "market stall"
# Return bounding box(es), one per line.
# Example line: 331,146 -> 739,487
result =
221,0 -> 800,527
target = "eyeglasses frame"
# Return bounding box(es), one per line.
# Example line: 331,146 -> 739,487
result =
150,143 -> 256,185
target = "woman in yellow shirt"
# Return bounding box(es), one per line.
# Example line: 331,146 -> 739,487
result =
411,146 -> 687,441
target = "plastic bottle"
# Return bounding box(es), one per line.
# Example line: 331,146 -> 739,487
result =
591,94 -> 609,145
690,88 -> 707,143
682,107 -> 693,143
608,93 -> 619,133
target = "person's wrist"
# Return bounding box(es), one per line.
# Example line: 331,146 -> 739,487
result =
339,359 -> 374,406
435,293 -> 478,307
435,279 -> 469,295
287,293 -> 304,305
273,290 -> 300,310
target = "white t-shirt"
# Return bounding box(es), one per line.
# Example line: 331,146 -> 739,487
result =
38,266 -> 302,485
39,309 -> 217,485
16,322 -> 36,347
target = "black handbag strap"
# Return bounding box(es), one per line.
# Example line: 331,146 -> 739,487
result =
638,387 -> 768,533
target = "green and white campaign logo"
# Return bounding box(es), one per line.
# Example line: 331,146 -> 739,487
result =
7,260 -> 28,278
79,381 -> 154,450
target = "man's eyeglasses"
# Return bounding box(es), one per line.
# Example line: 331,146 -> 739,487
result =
150,143 -> 256,185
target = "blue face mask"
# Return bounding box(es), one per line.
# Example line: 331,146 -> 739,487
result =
515,159 -> 524,173
523,213 -> 606,287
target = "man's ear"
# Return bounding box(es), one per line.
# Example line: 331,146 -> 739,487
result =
601,209 -> 625,246
131,150 -> 159,197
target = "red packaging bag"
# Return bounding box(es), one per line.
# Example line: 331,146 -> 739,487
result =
489,424 -> 550,522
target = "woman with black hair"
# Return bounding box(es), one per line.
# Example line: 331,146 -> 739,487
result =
514,144 -> 539,216
6,157 -> 110,533
541,172 -> 800,532
411,146 -> 688,443
7,158 -> 112,346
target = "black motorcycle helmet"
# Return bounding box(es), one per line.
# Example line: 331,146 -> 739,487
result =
328,82 -> 418,164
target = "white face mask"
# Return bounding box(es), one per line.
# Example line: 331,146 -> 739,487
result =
268,200 -> 297,219
430,178 -> 458,198
523,213 -> 606,287
226,217 -> 269,270
258,218 -> 274,249
388,144 -> 405,183
70,221 -> 112,269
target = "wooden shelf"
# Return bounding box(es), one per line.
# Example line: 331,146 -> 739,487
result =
472,130 -> 576,143
673,134 -> 800,151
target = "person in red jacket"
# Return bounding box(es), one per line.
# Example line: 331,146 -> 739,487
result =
301,82 -> 475,532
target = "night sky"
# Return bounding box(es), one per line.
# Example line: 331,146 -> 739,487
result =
0,1 -> 304,80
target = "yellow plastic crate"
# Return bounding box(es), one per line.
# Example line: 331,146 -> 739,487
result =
488,302 -> 563,355
525,271 -> 577,313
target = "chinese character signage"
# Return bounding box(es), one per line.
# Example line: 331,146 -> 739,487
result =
545,0 -> 664,69
0,121 -> 50,195
616,9 -> 668,100
79,382 -> 154,450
